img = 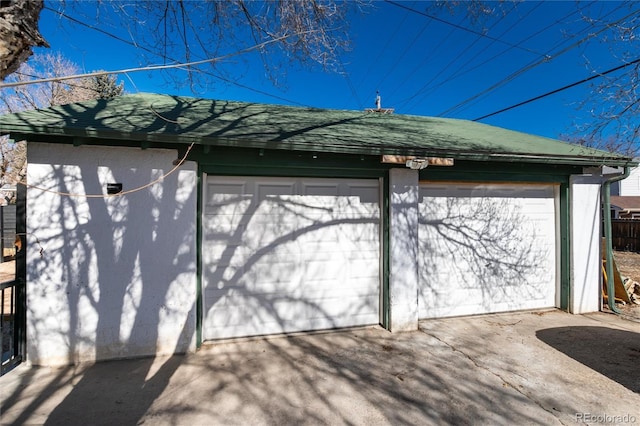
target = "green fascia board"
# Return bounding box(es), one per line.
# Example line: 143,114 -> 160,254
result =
0,92 -> 635,167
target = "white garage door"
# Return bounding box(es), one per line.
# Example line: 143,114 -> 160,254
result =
418,183 -> 558,318
202,175 -> 381,340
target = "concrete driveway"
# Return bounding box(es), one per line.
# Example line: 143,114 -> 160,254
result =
1,310 -> 639,425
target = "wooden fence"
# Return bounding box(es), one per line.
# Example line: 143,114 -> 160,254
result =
611,219 -> 640,252
0,205 -> 15,261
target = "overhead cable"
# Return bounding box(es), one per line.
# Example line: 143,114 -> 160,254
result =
40,6 -> 306,106
0,32 -> 309,89
398,0 -> 525,112
473,56 -> 640,121
439,3 -> 634,117
384,0 -> 544,56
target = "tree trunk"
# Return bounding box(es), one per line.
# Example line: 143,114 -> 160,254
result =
0,0 -> 48,80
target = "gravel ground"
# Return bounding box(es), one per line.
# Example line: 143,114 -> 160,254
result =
612,250 -> 640,319
614,250 -> 640,280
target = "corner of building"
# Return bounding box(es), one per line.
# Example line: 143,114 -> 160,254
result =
388,168 -> 420,332
569,173 -> 604,314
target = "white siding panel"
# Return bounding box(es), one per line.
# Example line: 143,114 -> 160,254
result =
202,176 -> 380,340
619,166 -> 640,196
418,183 -> 558,318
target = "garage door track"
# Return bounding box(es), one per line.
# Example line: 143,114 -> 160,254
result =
1,310 -> 639,425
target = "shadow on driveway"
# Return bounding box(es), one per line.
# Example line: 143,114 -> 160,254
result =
536,326 -> 640,393
3,313 -> 640,425
1,327 -> 553,425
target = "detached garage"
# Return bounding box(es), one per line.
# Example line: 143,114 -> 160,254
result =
0,93 -> 634,365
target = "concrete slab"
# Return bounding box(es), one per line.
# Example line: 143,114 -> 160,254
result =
1,310 -> 639,425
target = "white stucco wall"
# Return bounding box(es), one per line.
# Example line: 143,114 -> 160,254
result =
26,143 -> 197,366
569,175 -> 603,314
388,168 -> 419,331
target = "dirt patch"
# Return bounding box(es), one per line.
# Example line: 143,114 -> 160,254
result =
614,251 -> 640,281
612,251 -> 640,319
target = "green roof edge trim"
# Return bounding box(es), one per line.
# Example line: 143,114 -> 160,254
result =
0,92 -> 635,167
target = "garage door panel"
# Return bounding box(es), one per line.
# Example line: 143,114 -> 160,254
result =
419,183 -> 557,318
206,280 -> 377,301
301,183 -> 340,196
257,181 -> 295,197
204,295 -> 379,338
203,176 -> 380,340
349,259 -> 380,278
204,182 -> 248,200
348,186 -> 379,203
206,313 -> 380,340
206,296 -> 380,322
421,280 -> 556,318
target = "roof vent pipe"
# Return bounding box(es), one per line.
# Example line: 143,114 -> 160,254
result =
365,91 -> 395,114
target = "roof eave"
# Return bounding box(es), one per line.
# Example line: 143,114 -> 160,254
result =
3,126 -> 635,168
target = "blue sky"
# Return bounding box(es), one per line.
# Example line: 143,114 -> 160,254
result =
32,1 -> 639,141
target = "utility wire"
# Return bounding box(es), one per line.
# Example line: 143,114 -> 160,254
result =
419,2 -> 586,99
44,6 -> 149,54
357,1 -> 412,92
390,19 -> 458,102
398,0 -> 524,112
473,56 -> 640,121
374,11 -> 432,91
25,142 -> 196,199
404,2 -> 542,110
0,32 -> 309,90
42,6 -> 307,106
337,59 -> 364,110
384,0 -> 544,56
439,2 -> 633,117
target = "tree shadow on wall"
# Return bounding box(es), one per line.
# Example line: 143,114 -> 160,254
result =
0,97 -> 387,425
2,158 -> 383,425
418,191 -> 554,318
2,165 -> 571,424
200,176 -> 381,340
1,145 -> 197,425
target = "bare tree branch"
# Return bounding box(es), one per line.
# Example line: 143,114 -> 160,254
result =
52,0 -> 361,89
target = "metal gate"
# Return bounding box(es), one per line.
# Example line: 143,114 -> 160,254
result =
1,278 -> 24,375
1,189 -> 25,376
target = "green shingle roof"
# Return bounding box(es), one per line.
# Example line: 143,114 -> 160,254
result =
0,92 -> 633,166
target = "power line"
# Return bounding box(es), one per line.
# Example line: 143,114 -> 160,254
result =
397,0 -> 525,112
401,1 -> 546,111
26,142 -> 196,199
381,1 -> 475,108
44,6 -> 152,56
374,10 -> 433,91
384,0 -> 544,56
438,2 -> 634,117
421,2 -> 586,98
473,56 -> 640,121
0,33 -> 307,90
357,1 -> 413,92
42,6 -> 307,107
337,59 -> 364,110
